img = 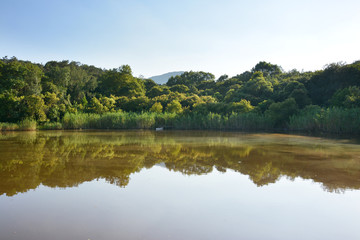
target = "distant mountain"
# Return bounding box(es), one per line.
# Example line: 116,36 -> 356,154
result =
149,71 -> 184,85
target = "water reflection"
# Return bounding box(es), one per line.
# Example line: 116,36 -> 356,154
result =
1,130 -> 360,196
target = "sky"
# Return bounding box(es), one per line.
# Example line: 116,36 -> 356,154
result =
1,0 -> 360,78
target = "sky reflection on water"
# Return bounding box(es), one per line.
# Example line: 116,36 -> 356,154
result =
1,131 -> 360,240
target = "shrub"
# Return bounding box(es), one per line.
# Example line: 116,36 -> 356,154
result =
150,102 -> 163,113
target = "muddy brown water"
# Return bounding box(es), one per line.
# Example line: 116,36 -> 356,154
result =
1,131 -> 360,240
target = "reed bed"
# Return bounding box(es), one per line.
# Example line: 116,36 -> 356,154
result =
0,119 -> 37,131
1,107 -> 359,134
289,107 -> 360,134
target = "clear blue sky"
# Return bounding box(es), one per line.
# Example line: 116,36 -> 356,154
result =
1,0 -> 359,78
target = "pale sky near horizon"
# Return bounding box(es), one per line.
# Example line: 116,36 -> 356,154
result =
1,0 -> 359,78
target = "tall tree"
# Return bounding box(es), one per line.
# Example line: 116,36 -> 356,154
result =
99,65 -> 145,97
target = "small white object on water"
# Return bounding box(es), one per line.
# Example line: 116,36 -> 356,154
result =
156,127 -> 164,131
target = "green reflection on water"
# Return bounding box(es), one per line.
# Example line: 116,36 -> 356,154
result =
1,130 -> 360,196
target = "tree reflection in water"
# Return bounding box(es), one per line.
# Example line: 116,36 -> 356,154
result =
1,131 -> 360,196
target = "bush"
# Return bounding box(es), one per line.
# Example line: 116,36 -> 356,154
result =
150,102 -> 163,113
166,100 -> 183,113
18,119 -> 37,131
0,122 -> 19,131
266,98 -> 298,127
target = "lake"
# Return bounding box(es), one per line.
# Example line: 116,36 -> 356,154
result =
1,131 -> 360,240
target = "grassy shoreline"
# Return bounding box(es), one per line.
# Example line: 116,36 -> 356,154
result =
1,107 -> 360,135
0,119 -> 37,131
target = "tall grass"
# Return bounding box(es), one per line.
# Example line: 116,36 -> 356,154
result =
289,107 -> 360,134
170,112 -> 273,130
62,112 -> 177,129
226,112 -> 273,130
171,113 -> 225,129
39,122 -> 63,130
288,105 -> 321,132
61,112 -> 273,130
0,122 -> 19,131
18,119 -> 37,131
0,119 -> 37,131
2,108 -> 359,134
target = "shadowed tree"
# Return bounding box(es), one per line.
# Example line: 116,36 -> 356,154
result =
252,61 -> 282,77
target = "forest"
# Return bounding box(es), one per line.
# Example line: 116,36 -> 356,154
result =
0,57 -> 360,133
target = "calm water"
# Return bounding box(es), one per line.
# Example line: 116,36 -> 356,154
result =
1,131 -> 360,240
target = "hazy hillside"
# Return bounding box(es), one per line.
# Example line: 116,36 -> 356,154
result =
149,71 -> 184,84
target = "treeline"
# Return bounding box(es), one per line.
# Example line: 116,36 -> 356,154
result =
0,57 -> 360,133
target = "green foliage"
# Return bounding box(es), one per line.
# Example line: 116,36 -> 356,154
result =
180,95 -> 203,110
44,92 -> 61,121
0,118 -> 37,131
0,93 -> 24,122
169,84 -> 189,93
193,101 -> 254,115
289,88 -> 311,108
122,96 -> 151,112
252,61 -> 282,77
223,71 -> 274,105
0,122 -> 19,131
254,100 -> 274,113
40,122 -> 63,130
60,111 -> 270,131
266,98 -> 298,127
306,61 -> 360,106
144,79 -> 157,92
217,74 -> 229,82
100,96 -> 116,112
330,86 -> 360,108
193,102 -> 228,115
0,58 -> 43,96
288,105 -> 322,131
62,112 -> 173,129
275,81 -> 311,108
172,113 -> 225,129
43,61 -> 70,96
62,112 -> 88,129
289,106 -> 360,134
1,56 -> 360,134
230,99 -> 254,113
88,97 -> 107,114
166,100 -> 183,113
241,71 -> 273,104
18,118 -> 37,131
227,112 -> 274,130
146,86 -> 171,98
67,62 -> 98,102
99,66 -> 145,97
167,71 -> 215,88
150,102 -> 163,113
22,95 -> 47,122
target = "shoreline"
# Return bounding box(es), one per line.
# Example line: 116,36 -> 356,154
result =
2,126 -> 360,141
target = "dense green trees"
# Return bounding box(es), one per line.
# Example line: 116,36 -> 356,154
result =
330,86 -> 360,108
0,58 -> 43,96
150,102 -> 163,113
306,62 -> 360,105
252,61 -> 282,77
166,100 -> 183,113
167,71 -> 215,87
98,65 -> 145,97
0,56 -> 359,132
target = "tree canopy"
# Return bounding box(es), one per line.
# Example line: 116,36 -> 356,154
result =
1,56 -> 360,129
